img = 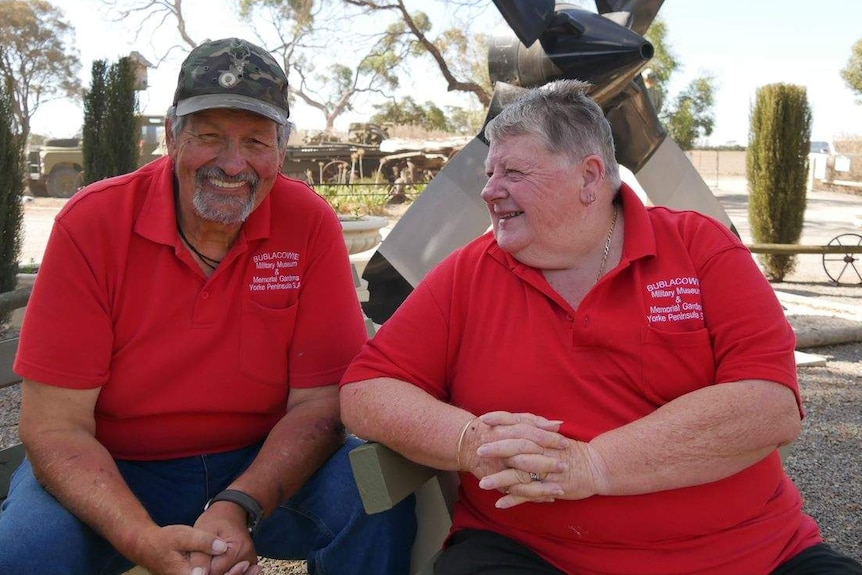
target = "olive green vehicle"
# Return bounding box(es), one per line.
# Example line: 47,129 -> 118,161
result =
27,118 -> 462,197
26,115 -> 166,198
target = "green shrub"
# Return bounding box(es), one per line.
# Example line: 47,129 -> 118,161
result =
317,181 -> 423,216
747,83 -> 811,281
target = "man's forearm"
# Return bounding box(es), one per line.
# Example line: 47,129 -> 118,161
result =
227,392 -> 346,516
24,430 -> 158,560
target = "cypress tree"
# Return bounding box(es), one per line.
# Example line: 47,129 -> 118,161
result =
0,84 -> 24,325
107,57 -> 140,175
83,59 -> 110,185
747,83 -> 812,281
83,57 -> 139,184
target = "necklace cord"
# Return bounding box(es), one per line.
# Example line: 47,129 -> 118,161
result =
595,205 -> 618,284
177,225 -> 222,271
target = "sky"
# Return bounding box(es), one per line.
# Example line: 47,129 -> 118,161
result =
29,0 -> 862,146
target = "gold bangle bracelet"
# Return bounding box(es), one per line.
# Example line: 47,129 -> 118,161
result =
455,416 -> 478,470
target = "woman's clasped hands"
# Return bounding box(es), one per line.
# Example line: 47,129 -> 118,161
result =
466,411 -> 607,509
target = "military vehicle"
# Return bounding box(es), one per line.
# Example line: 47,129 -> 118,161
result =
26,115 -> 166,198
275,122 -> 464,185
26,118 -> 462,197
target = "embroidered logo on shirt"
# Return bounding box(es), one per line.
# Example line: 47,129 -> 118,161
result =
249,251 -> 301,291
645,276 -> 703,323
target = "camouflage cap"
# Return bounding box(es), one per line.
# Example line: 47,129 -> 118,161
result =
173,38 -> 290,124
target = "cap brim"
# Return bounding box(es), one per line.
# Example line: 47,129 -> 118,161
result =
175,94 -> 289,125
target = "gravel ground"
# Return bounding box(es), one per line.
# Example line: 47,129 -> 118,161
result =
784,340 -> 862,560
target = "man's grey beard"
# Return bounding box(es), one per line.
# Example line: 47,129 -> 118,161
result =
193,167 -> 261,224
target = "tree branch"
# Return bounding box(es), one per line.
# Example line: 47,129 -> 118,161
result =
343,0 -> 490,106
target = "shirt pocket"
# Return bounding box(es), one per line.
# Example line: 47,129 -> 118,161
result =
240,299 -> 297,386
640,327 -> 716,404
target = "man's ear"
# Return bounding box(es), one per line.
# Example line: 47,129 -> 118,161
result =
277,148 -> 288,174
581,154 -> 606,189
164,118 -> 177,155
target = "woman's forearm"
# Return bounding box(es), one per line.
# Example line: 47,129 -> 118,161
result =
586,379 -> 801,495
341,377 -> 476,470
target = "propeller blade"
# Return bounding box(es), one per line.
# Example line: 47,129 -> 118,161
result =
362,82 -> 533,323
595,0 -> 665,35
491,0 -> 556,47
634,138 -> 736,231
605,78 -> 735,230
489,4 -> 654,103
362,136 -> 492,323
603,74 -> 665,172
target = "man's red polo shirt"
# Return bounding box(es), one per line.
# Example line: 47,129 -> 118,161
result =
16,157 -> 367,460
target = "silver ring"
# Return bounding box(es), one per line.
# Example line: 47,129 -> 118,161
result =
529,472 -> 541,482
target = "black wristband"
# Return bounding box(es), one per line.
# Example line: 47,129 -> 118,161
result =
205,489 -> 264,535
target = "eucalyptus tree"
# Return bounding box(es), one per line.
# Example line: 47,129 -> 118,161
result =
662,74 -> 717,150
102,0 -> 493,131
841,38 -> 862,101
343,0 -> 493,108
102,0 -> 415,132
239,0 -> 412,131
0,0 -> 82,146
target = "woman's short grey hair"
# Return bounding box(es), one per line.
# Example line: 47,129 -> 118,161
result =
484,79 -> 622,189
165,106 -> 293,153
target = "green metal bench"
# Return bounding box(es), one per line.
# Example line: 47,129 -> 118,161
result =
348,441 -> 458,575
347,261 -> 459,574
0,443 -> 24,509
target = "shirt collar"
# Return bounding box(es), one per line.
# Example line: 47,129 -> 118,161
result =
618,181 -> 656,262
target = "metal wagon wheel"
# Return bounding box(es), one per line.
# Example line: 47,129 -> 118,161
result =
822,233 -> 862,284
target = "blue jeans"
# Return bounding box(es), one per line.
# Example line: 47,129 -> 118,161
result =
0,436 -> 416,575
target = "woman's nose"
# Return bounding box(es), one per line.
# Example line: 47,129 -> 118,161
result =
480,176 -> 507,202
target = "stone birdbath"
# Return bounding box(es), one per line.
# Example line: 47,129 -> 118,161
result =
339,214 -> 389,255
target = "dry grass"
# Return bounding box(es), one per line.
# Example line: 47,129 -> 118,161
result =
833,134 -> 862,154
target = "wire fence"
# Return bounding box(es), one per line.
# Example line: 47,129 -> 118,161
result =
315,182 -> 425,215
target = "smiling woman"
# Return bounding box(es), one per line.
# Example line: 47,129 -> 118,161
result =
338,78 -> 862,575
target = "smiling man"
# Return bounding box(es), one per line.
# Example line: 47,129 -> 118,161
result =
0,38 -> 415,575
